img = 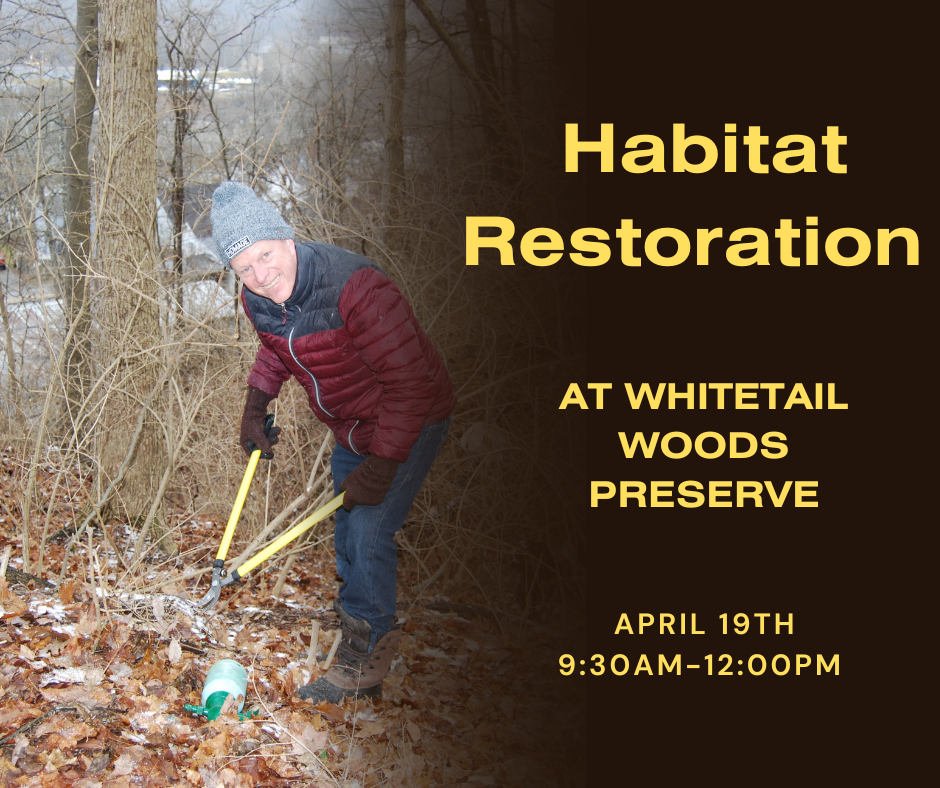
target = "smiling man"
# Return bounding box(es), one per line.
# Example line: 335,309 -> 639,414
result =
230,238 -> 297,303
211,181 -> 456,703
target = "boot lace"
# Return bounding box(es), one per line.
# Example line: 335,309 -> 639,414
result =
332,639 -> 375,677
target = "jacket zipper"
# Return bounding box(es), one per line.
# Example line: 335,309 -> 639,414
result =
347,420 -> 360,455
287,324 -> 334,418
287,324 -> 364,456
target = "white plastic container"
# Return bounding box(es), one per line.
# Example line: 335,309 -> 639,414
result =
185,659 -> 250,720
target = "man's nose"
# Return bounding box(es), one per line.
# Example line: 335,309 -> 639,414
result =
254,260 -> 273,284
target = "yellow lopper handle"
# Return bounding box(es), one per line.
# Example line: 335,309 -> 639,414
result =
216,449 -> 261,561
232,492 -> 345,580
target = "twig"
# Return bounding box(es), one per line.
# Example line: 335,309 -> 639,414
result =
247,679 -> 342,787
37,471 -> 63,570
0,706 -> 86,746
321,628 -> 342,671
413,556 -> 450,597
57,373 -> 165,587
250,102 -> 290,189
306,620 -> 320,672
87,525 -> 101,625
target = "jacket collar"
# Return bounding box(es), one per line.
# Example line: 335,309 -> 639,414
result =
280,241 -> 315,308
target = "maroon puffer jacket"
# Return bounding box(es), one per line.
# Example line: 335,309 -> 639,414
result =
243,242 -> 456,462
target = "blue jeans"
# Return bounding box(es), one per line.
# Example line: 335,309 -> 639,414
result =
331,417 -> 450,644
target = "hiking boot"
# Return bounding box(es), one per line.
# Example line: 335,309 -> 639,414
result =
296,606 -> 402,704
332,597 -> 368,645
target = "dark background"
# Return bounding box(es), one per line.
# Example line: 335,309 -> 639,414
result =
536,1 -> 933,784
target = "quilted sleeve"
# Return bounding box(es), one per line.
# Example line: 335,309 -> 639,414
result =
246,340 -> 291,398
243,292 -> 292,398
339,267 -> 438,462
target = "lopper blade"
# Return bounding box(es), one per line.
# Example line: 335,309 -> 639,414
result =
197,563 -> 225,609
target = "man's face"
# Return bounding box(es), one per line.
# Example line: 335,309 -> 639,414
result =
230,239 -> 298,303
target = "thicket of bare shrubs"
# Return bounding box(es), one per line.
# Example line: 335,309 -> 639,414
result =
0,0 -> 584,640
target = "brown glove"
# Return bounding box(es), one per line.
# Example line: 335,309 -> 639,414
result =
240,387 -> 280,458
339,455 -> 399,511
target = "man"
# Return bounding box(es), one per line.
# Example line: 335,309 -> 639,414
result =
211,182 -> 456,703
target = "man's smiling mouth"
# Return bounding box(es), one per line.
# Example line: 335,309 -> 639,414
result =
262,274 -> 281,290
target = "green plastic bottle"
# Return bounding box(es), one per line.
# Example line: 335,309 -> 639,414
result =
184,659 -> 257,721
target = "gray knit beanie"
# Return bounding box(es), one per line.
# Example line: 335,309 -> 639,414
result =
211,181 -> 294,266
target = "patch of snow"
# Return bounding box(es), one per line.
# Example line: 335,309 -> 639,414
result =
40,666 -> 95,686
32,603 -> 69,622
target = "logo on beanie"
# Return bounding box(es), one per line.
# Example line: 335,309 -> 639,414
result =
225,235 -> 252,260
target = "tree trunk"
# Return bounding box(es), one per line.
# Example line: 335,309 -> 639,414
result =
170,82 -> 187,315
411,0 -> 517,171
383,0 -> 407,248
61,0 -> 98,445
465,0 -> 500,149
95,0 -> 174,553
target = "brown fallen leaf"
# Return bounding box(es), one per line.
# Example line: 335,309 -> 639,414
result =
11,735 -> 28,766
391,741 -> 426,787
111,745 -> 147,776
72,778 -> 104,788
276,667 -> 296,697
0,702 -> 42,730
353,719 -> 386,739
166,721 -> 193,744
85,751 -> 111,774
218,690 -> 240,714
75,606 -> 98,635
60,579 -> 75,605
314,700 -> 345,725
0,577 -> 28,616
155,754 -> 179,782
33,719 -> 97,749
267,758 -> 303,778
235,756 -> 275,785
73,778 -> 104,788
41,747 -> 78,773
193,726 -> 230,761
290,721 -> 329,754
39,685 -> 111,707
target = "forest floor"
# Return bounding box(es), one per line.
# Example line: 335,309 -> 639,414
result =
0,451 -> 583,788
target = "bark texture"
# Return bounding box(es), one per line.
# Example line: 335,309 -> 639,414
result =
62,0 -> 98,441
383,0 -> 407,246
94,0 -> 171,549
